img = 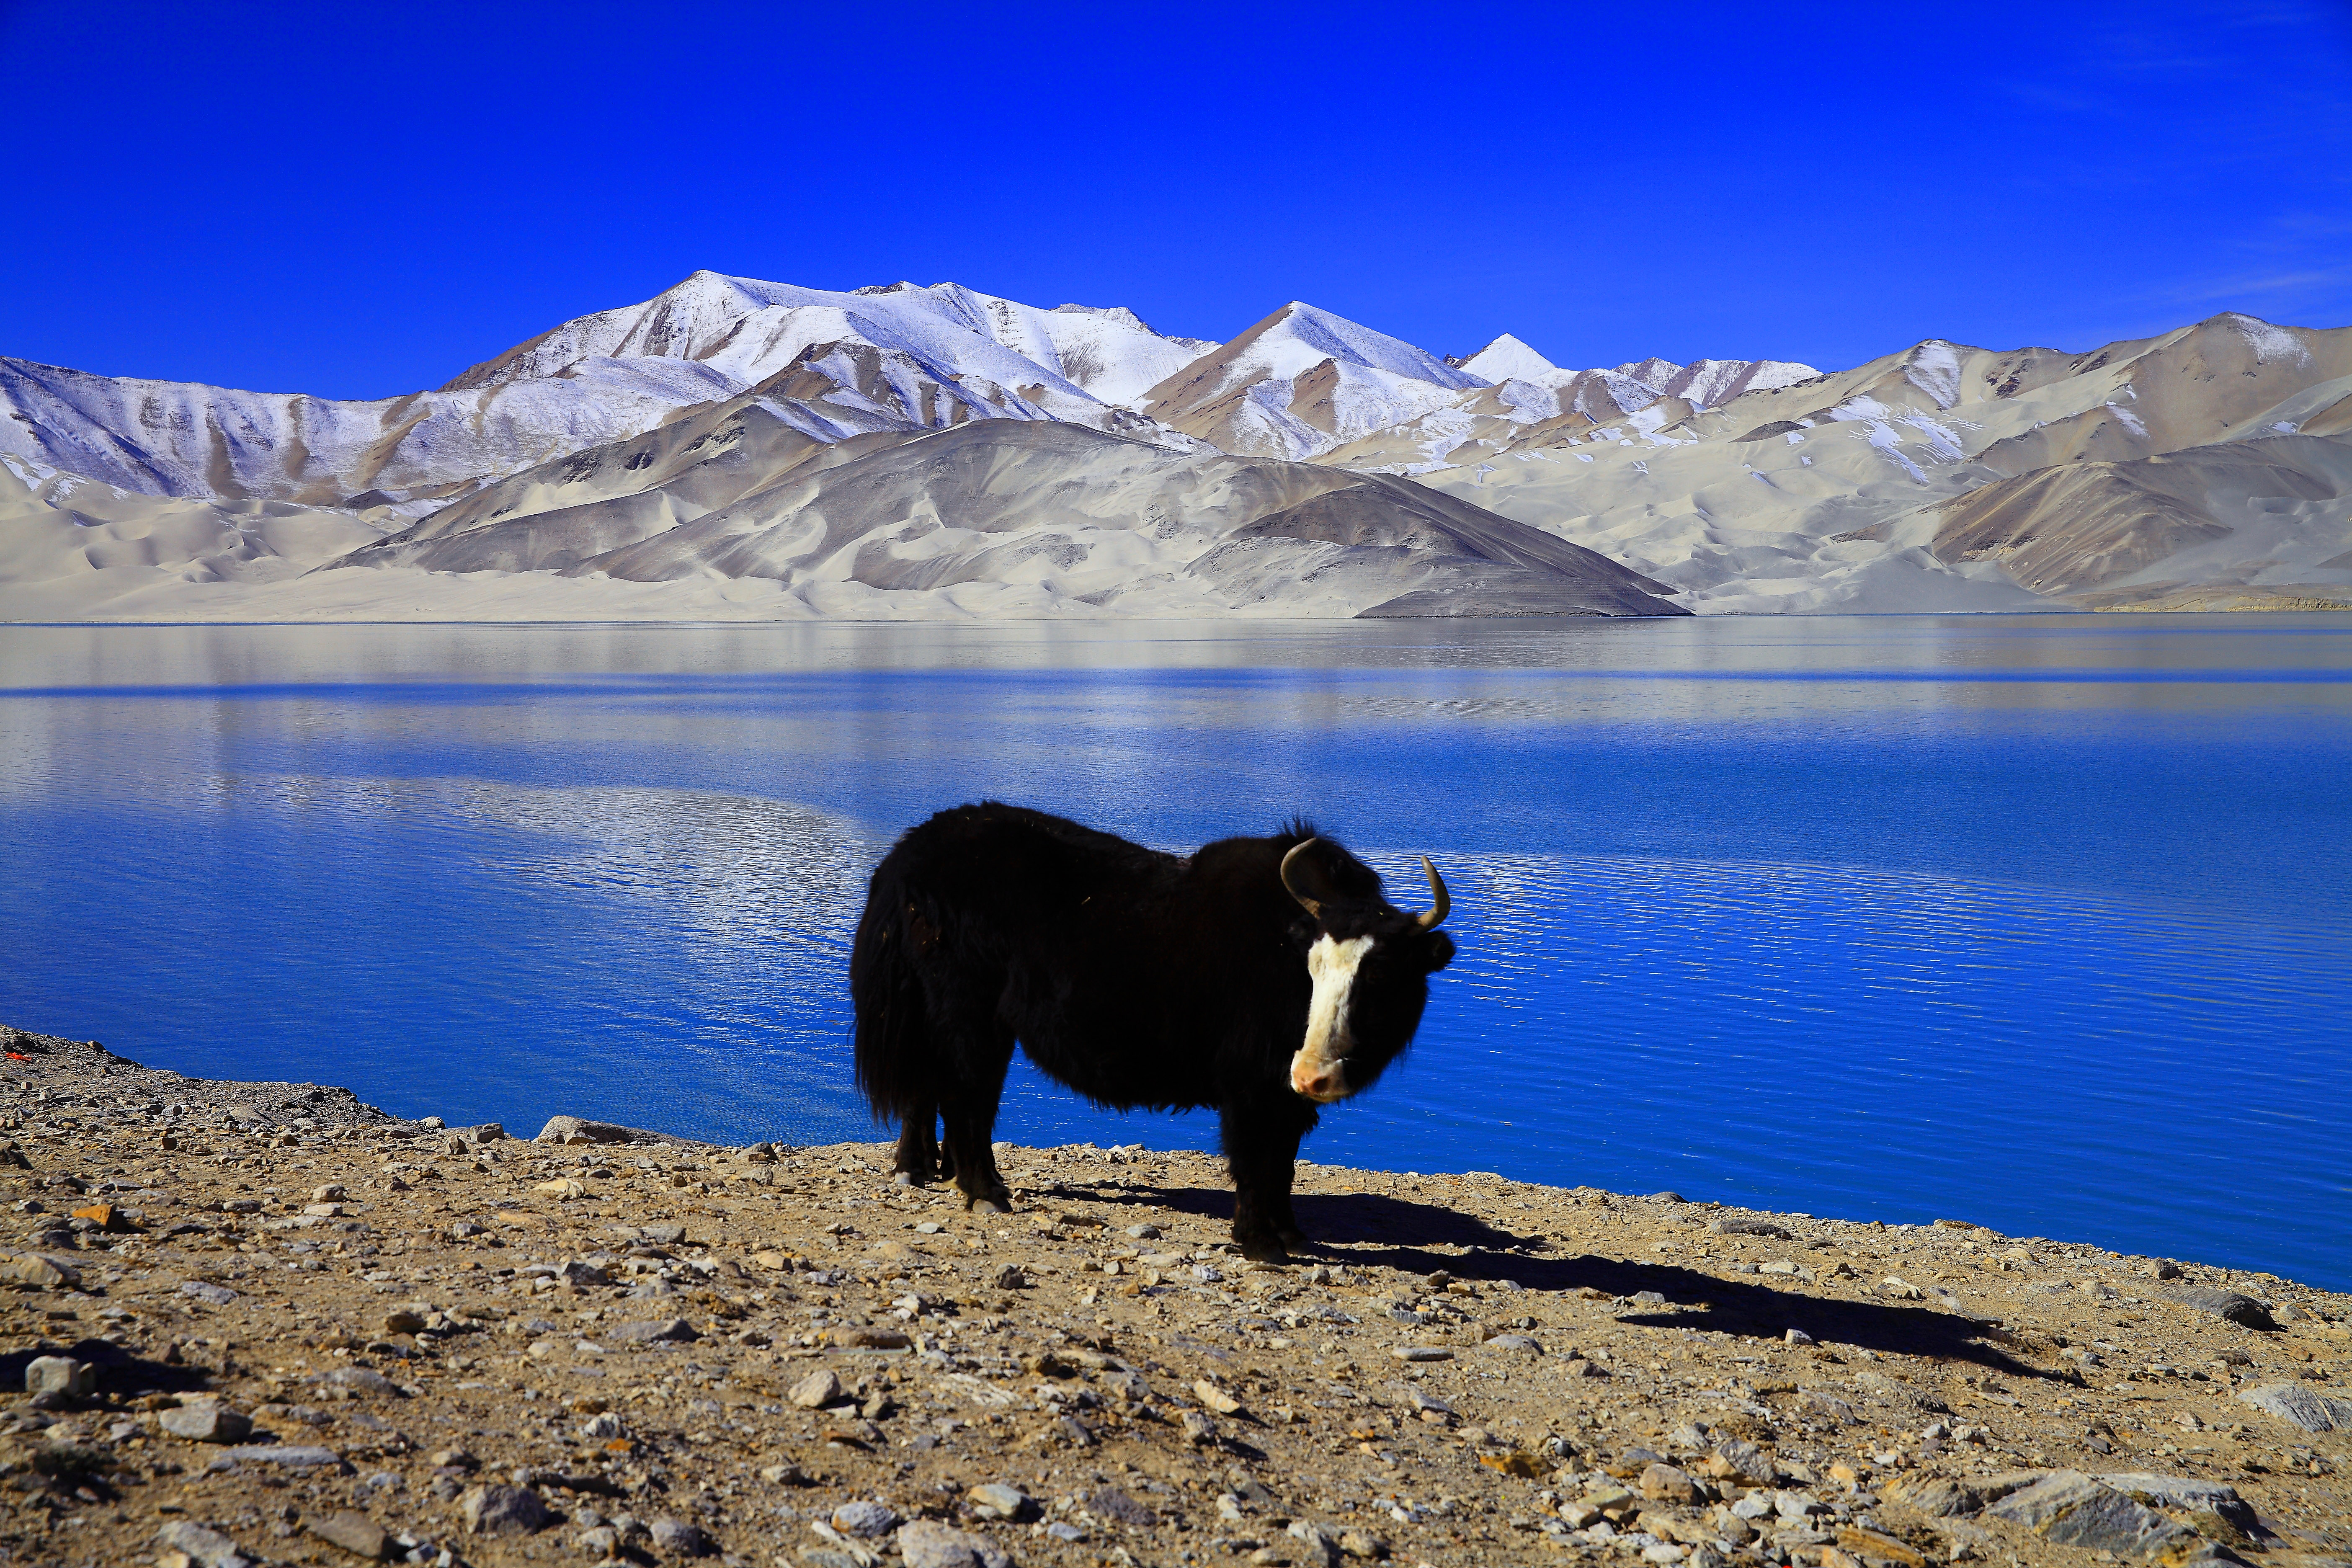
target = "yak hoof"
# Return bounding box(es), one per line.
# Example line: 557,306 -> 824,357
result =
967,1195 -> 1009,1215
892,1170 -> 919,1187
1276,1228 -> 1311,1252
1235,1236 -> 1291,1266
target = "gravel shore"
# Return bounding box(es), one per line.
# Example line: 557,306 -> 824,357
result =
2,1023 -> 2346,1568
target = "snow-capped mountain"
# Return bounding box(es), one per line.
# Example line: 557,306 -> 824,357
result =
445,272 -> 1217,433
1136,303 -> 1488,460
3,271 -> 2348,622
0,273 -> 1224,517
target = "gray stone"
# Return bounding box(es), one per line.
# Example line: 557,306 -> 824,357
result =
1710,1217 -> 1793,1239
789,1369 -> 844,1408
24,1355 -> 95,1398
2098,1473 -> 2258,1534
160,1403 -> 253,1443
1709,1439 -> 1778,1488
1987,1471 -> 2198,1556
966,1482 -> 1032,1521
831,1500 -> 901,1537
609,1317 -> 697,1344
650,1516 -> 717,1556
896,1519 -> 1012,1568
0,1251 -> 82,1289
1802,1391 -> 1859,1424
534,1115 -> 636,1145
2169,1287 -> 2276,1330
1288,1520 -> 1344,1568
1390,1345 -> 1452,1362
1484,1333 -> 1542,1354
220,1444 -> 342,1468
313,1367 -> 405,1396
1855,1369 -> 1949,1413
459,1482 -> 555,1535
156,1520 -> 251,1568
306,1511 -> 393,1560
1088,1486 -> 1159,1527
2237,1381 -> 2352,1433
1884,1475 -> 1988,1517
180,1279 -> 237,1305
1641,1462 -> 1705,1504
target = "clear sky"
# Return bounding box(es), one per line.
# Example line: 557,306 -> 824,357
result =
3,0 -> 2347,399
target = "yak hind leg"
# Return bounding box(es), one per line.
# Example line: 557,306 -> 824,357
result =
891,1104 -> 942,1186
1221,1096 -> 1317,1264
940,1028 -> 1016,1214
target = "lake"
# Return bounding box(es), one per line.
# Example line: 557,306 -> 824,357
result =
2,614 -> 2347,1289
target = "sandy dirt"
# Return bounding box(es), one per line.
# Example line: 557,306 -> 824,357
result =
2,1024 -> 2346,1568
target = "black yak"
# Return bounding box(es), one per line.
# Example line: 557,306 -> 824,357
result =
849,802 -> 1455,1261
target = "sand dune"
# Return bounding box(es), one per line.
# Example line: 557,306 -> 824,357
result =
328,419 -> 1683,620
1408,315 -> 2352,612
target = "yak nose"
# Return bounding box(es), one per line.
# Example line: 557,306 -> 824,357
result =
1295,1064 -> 1348,1102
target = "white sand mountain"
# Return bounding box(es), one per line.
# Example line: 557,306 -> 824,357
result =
317,402 -> 1682,621
3,272 -> 2347,621
1413,315 -> 2352,612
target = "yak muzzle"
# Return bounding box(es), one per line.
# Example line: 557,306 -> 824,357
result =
1290,1055 -> 1350,1103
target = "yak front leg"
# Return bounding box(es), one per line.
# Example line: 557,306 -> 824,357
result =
1220,1096 -> 1317,1263
892,1100 -> 941,1186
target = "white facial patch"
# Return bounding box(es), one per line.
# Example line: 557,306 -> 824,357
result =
1291,934 -> 1375,1101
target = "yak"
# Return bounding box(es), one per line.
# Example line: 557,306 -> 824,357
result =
849,802 -> 1455,1261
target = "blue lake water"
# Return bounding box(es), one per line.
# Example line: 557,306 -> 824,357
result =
2,615 -> 2347,1289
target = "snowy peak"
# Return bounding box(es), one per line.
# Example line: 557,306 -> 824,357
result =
1660,357 -> 1823,409
1246,302 -> 1487,391
1460,333 -> 1560,384
1134,302 -> 1489,460
1599,355 -> 1823,407
1614,357 -> 1684,387
438,271 -> 1220,429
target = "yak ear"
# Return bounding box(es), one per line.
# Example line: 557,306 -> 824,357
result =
1424,932 -> 1456,972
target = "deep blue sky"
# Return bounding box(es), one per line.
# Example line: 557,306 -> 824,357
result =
4,0 -> 2347,399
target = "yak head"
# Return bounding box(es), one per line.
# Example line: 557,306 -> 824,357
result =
1278,836 -> 1455,1104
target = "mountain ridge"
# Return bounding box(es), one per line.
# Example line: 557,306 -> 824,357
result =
4,275 -> 2347,622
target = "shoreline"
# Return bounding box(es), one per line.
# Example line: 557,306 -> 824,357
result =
1,1021 -> 2346,1568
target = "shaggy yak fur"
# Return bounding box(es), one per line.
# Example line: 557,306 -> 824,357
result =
850,802 -> 1455,1260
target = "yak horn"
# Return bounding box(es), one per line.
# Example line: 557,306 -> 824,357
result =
1279,839 -> 1323,917
1414,856 -> 1450,930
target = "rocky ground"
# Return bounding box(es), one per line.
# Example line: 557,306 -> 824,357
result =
2,1024 -> 2347,1568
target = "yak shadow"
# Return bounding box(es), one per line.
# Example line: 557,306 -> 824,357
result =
1052,1179 -> 2047,1379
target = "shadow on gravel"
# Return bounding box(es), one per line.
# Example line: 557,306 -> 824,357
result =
1067,1179 -> 2045,1378
0,1338 -> 213,1400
